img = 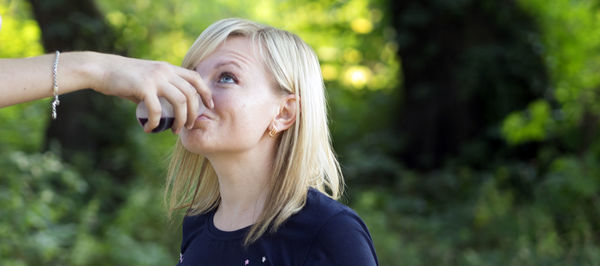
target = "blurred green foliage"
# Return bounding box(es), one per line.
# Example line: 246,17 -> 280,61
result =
2,0 -> 600,265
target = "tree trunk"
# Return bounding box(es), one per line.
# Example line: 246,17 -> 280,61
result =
388,0 -> 548,169
27,0 -> 133,180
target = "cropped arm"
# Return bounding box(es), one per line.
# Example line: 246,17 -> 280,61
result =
0,52 -> 98,107
0,52 -> 213,133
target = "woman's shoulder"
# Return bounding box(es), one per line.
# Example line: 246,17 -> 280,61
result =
302,188 -> 359,221
289,188 -> 378,265
282,188 -> 367,236
181,209 -> 214,237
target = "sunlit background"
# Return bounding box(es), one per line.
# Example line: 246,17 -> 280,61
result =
2,0 -> 600,265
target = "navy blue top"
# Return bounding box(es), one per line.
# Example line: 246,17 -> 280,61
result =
177,188 -> 378,265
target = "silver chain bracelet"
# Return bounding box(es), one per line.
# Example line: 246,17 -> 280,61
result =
51,51 -> 60,119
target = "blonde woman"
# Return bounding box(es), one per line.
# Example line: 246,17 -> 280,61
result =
169,18 -> 378,265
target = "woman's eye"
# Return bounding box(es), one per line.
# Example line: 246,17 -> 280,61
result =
218,73 -> 237,84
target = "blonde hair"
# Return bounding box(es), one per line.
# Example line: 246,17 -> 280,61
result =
164,18 -> 343,245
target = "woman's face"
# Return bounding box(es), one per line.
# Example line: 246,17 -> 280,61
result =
180,36 -> 282,155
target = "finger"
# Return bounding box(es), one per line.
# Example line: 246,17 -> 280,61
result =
170,76 -> 199,129
175,67 -> 214,109
143,93 -> 162,133
158,82 -> 187,134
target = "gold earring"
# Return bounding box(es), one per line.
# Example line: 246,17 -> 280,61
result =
268,125 -> 278,138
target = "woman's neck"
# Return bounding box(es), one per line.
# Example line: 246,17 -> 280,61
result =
207,141 -> 277,231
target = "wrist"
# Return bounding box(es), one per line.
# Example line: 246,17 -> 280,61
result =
77,51 -> 107,93
60,51 -> 108,93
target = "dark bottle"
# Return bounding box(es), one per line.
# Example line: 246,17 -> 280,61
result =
136,97 -> 174,133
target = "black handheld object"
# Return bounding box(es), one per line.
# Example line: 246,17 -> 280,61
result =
136,97 -> 175,133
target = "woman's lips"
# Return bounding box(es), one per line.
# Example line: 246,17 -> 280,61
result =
192,114 -> 211,128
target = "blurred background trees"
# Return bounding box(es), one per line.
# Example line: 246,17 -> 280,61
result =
1,0 -> 600,265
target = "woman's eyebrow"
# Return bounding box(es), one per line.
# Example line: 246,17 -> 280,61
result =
214,59 -> 246,71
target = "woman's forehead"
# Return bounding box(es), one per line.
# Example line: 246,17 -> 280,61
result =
195,37 -> 260,70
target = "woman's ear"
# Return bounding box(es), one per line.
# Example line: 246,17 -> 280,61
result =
272,94 -> 298,132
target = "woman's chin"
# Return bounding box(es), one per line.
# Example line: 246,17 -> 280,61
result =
182,143 -> 214,156
180,131 -> 214,155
